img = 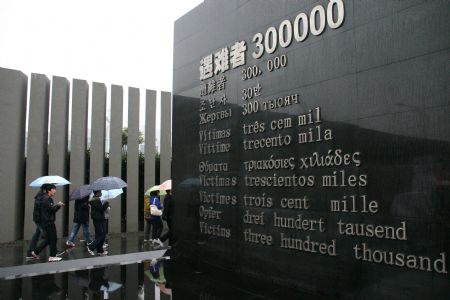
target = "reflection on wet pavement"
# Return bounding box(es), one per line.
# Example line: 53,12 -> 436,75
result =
0,234 -> 315,299
0,252 -> 172,300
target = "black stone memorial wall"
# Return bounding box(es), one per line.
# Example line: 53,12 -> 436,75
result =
172,0 -> 450,298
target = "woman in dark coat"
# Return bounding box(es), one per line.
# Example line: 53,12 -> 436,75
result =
66,195 -> 92,247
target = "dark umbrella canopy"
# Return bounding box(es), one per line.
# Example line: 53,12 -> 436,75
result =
90,176 -> 127,191
69,185 -> 93,201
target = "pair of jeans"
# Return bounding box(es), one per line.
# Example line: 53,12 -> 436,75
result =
28,223 -> 45,255
145,219 -> 163,240
145,218 -> 163,240
35,223 -> 58,257
67,222 -> 92,243
89,221 -> 106,253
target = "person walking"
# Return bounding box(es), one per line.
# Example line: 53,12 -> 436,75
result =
32,183 -> 65,262
143,195 -> 152,242
66,195 -> 92,248
26,187 -> 47,259
150,191 -> 164,247
103,202 -> 110,249
159,189 -> 173,246
87,191 -> 109,256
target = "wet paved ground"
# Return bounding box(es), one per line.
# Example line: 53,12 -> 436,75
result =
0,233 -> 173,299
0,233 -> 315,299
0,232 -> 161,269
0,232 -> 167,280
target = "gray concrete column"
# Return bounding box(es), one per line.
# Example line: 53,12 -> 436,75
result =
126,87 -> 140,232
89,82 -> 106,183
23,73 -> 50,239
144,90 -> 156,196
48,76 -> 70,235
69,79 -> 89,233
109,84 -> 123,233
0,67 -> 27,242
160,91 -> 172,183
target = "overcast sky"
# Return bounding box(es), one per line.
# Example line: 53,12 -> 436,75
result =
0,0 -> 203,143
0,0 -> 202,91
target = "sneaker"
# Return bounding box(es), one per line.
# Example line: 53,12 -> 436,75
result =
87,240 -> 93,246
102,243 -> 109,249
154,239 -> 164,247
56,250 -> 66,257
48,256 -> 62,262
65,241 -> 75,248
26,251 -> 39,259
87,246 -> 95,256
98,251 -> 108,256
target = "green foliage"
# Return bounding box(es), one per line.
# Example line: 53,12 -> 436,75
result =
122,127 -> 144,145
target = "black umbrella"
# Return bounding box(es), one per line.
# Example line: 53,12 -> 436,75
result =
90,176 -> 127,191
69,185 -> 92,201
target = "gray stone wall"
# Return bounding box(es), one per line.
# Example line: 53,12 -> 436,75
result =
0,68 -> 171,242
0,68 -> 27,243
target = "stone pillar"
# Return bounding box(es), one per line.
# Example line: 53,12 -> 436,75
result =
144,90 -> 157,192
125,264 -> 139,299
69,79 -> 89,233
48,76 -> 70,235
109,84 -> 123,233
126,87 -> 140,232
160,91 -> 172,183
0,67 -> 27,242
23,73 -> 50,239
89,82 -> 106,183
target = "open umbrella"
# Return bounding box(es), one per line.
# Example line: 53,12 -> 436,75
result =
100,189 -> 123,201
144,185 -> 167,196
90,176 -> 127,191
69,185 -> 92,201
29,175 -> 70,187
159,179 -> 172,190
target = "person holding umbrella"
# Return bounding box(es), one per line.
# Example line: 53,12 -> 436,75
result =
26,186 -> 46,259
66,196 -> 93,248
87,190 -> 109,256
31,183 -> 65,262
27,175 -> 70,259
66,185 -> 94,248
144,190 -> 164,247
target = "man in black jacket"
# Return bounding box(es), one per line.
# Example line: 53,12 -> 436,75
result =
32,184 -> 65,262
87,191 -> 109,256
